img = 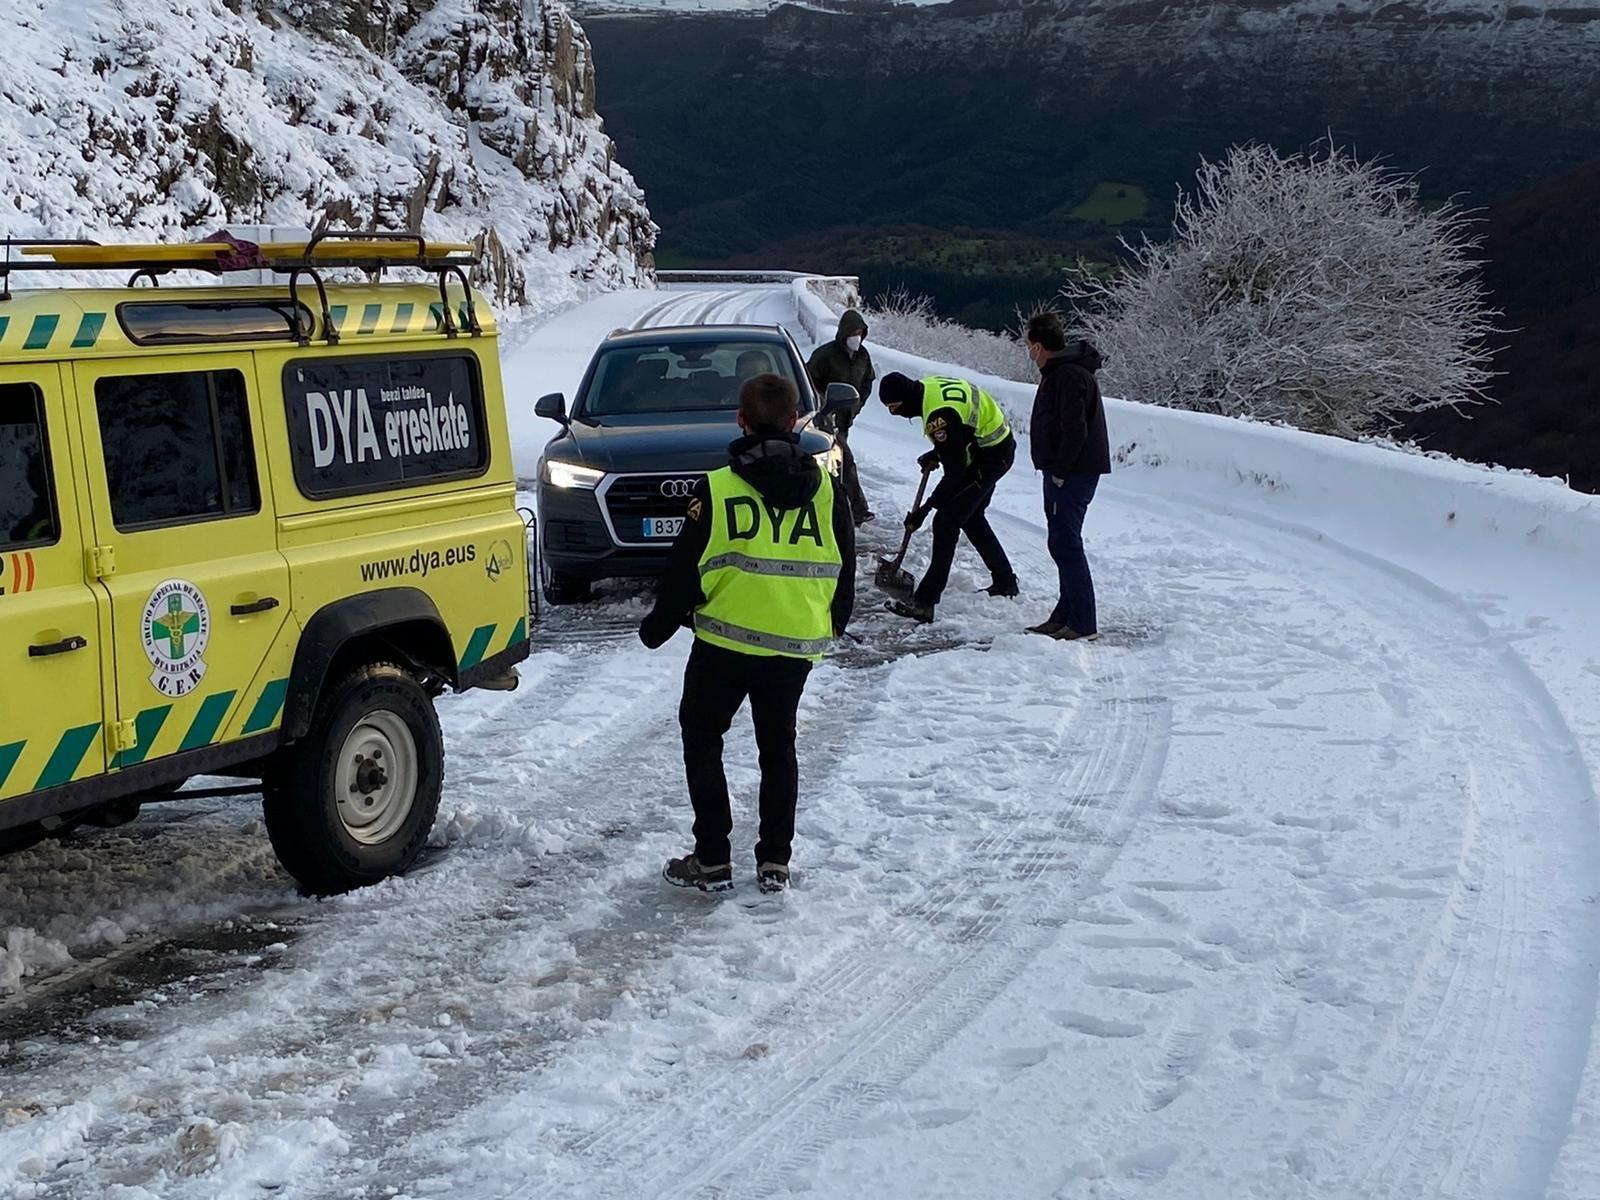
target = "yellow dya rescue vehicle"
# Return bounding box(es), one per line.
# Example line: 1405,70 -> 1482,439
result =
0,231 -> 530,893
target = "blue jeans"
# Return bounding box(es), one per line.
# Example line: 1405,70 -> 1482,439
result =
1044,473 -> 1099,633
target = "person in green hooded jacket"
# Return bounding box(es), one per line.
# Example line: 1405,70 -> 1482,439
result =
805,309 -> 875,525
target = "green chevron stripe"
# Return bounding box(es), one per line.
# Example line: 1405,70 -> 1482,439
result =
390,303 -> 414,334
0,742 -> 23,791
71,312 -> 106,348
328,305 -> 348,334
241,678 -> 288,735
24,314 -> 59,351
112,706 -> 172,769
428,302 -> 445,331
359,304 -> 382,336
0,316 -> 10,344
178,691 -> 236,752
506,617 -> 527,650
459,624 -> 496,671
35,724 -> 99,790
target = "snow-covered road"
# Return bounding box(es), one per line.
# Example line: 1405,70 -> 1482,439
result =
3,285 -> 1598,1199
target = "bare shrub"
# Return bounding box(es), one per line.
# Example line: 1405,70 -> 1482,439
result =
863,288 -> 1034,384
1065,143 -> 1497,438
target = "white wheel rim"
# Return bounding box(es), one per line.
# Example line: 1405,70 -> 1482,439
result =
336,709 -> 417,846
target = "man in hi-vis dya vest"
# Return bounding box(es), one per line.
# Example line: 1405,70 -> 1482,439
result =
640,374 -> 856,895
878,371 -> 1019,622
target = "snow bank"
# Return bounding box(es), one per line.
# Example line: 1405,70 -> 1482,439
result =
794,280 -> 1600,569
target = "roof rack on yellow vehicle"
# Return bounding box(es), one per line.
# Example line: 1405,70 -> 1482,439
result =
1,228 -> 484,347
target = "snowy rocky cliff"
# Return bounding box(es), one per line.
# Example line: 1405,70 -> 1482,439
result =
2,0 -> 656,307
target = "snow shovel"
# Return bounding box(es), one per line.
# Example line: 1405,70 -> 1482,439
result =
874,462 -> 933,597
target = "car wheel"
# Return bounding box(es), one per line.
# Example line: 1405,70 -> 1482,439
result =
0,822 -> 50,855
540,553 -> 593,605
263,662 -> 443,895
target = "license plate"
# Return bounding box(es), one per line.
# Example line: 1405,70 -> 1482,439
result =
642,517 -> 684,539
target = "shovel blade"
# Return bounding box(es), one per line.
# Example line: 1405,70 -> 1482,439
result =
874,558 -> 915,596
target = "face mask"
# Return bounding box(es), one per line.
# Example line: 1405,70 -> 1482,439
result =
846,335 -> 863,353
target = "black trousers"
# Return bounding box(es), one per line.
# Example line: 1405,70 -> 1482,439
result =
832,412 -> 872,522
915,440 -> 1017,607
679,640 -> 813,867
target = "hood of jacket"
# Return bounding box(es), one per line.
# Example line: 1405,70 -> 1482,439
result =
1045,339 -> 1104,374
835,308 -> 868,344
728,431 -> 822,510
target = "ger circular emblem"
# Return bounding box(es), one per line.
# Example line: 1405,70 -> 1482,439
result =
141,579 -> 211,698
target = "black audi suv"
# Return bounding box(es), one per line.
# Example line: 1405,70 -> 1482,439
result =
534,325 -> 854,602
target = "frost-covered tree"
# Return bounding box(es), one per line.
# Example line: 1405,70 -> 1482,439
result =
864,289 -> 1034,384
1066,144 -> 1497,438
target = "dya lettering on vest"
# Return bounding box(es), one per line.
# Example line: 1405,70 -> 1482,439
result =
726,496 -> 762,540
724,496 -> 825,547
788,502 -> 823,547
763,502 -> 790,543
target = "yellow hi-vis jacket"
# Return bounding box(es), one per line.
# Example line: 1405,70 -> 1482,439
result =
693,466 -> 842,661
920,376 -> 1011,451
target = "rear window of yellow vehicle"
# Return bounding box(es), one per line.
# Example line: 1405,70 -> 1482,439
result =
0,382 -> 58,551
283,352 -> 488,499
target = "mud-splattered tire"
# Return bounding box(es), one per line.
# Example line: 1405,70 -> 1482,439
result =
263,662 -> 443,895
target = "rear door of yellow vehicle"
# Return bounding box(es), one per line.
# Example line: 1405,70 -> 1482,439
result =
0,363 -> 106,802
72,354 -> 291,771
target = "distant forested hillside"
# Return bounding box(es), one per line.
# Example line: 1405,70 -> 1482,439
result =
1404,164 -> 1600,491
588,1 -> 1600,486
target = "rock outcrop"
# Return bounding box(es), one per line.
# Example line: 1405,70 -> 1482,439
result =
3,0 -> 656,307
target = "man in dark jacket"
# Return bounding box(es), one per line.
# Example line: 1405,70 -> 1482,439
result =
805,309 -> 875,525
641,374 -> 855,895
1024,312 -> 1110,640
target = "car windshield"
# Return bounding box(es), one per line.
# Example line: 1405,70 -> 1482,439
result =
578,339 -> 807,418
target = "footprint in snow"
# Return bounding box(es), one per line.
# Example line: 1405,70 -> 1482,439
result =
987,1044 -> 1052,1072
1086,972 -> 1194,995
1050,1010 -> 1146,1039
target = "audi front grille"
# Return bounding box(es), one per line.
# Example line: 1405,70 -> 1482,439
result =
600,473 -> 705,543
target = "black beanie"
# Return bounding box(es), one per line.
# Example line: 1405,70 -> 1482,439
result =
878,372 -> 921,410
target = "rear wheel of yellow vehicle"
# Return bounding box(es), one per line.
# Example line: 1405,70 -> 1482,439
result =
263,662 -> 443,895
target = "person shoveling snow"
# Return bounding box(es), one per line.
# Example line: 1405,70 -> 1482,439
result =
876,372 -> 1019,623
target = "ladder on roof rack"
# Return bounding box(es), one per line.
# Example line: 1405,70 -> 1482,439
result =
0,228 -> 485,347
1,238 -> 101,302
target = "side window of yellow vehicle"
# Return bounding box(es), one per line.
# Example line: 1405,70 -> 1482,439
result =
94,370 -> 259,528
0,384 -> 57,551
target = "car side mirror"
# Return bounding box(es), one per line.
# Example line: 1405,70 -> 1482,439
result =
535,392 -> 568,425
822,382 -> 859,417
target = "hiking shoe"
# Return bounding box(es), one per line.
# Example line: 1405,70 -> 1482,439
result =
1027,620 -> 1097,642
757,862 -> 790,894
855,510 -> 876,527
985,576 -> 1020,598
885,597 -> 934,624
663,853 -> 734,893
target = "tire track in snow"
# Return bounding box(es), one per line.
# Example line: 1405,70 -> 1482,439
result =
514,539 -> 1173,1198
1114,485 -> 1600,1200
3,630 -> 705,1197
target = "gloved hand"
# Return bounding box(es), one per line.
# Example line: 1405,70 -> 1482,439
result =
903,503 -> 930,533
638,612 -> 676,649
917,449 -> 940,472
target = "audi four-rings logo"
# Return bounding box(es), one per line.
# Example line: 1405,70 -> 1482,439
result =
659,478 -> 698,498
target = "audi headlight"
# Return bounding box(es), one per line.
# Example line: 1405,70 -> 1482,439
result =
813,447 -> 844,478
544,460 -> 605,490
